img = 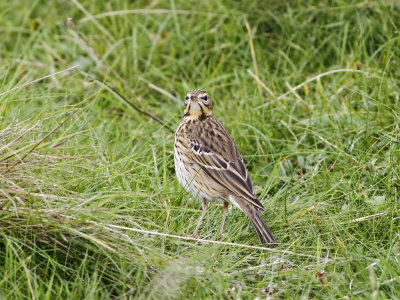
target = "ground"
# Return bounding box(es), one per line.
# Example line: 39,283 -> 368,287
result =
1,0 -> 400,298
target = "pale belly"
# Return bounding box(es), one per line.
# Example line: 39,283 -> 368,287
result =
174,145 -> 224,203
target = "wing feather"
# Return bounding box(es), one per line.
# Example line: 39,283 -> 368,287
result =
188,138 -> 264,210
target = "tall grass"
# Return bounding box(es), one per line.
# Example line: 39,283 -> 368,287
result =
1,0 -> 400,298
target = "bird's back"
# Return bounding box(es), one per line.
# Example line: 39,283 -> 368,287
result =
174,115 -> 264,210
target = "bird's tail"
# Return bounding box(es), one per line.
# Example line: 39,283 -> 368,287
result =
250,209 -> 277,245
232,195 -> 277,245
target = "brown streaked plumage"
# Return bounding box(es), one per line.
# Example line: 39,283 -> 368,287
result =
174,89 -> 277,244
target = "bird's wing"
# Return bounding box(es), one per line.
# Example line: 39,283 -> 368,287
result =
188,138 -> 264,210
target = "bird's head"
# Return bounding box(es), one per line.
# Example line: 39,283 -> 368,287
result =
183,89 -> 213,119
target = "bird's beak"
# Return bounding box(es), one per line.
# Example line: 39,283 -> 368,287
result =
190,96 -> 199,102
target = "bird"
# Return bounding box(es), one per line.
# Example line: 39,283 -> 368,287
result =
174,89 -> 277,244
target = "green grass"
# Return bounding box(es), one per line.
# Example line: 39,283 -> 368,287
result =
1,0 -> 400,298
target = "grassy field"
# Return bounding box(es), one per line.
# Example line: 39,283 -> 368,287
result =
1,0 -> 400,298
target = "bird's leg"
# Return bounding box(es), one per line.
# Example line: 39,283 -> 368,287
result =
219,202 -> 229,237
188,199 -> 208,239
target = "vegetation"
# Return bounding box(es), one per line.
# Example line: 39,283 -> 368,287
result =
1,0 -> 399,298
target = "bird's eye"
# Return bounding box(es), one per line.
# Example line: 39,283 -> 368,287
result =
185,96 -> 189,100
203,95 -> 209,101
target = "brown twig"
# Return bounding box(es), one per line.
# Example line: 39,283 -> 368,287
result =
87,75 -> 174,133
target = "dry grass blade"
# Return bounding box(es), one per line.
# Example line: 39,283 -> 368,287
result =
257,69 -> 377,109
97,223 -> 323,259
78,9 -> 217,23
71,0 -> 115,42
3,109 -> 79,171
246,21 -> 261,94
0,65 -> 78,98
247,69 -> 275,97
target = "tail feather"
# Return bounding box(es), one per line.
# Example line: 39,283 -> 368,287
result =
230,195 -> 277,245
250,210 -> 277,245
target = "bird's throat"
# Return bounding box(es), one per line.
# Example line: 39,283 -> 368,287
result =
184,102 -> 212,120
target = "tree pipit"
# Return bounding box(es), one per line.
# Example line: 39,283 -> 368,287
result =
174,90 -> 277,245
